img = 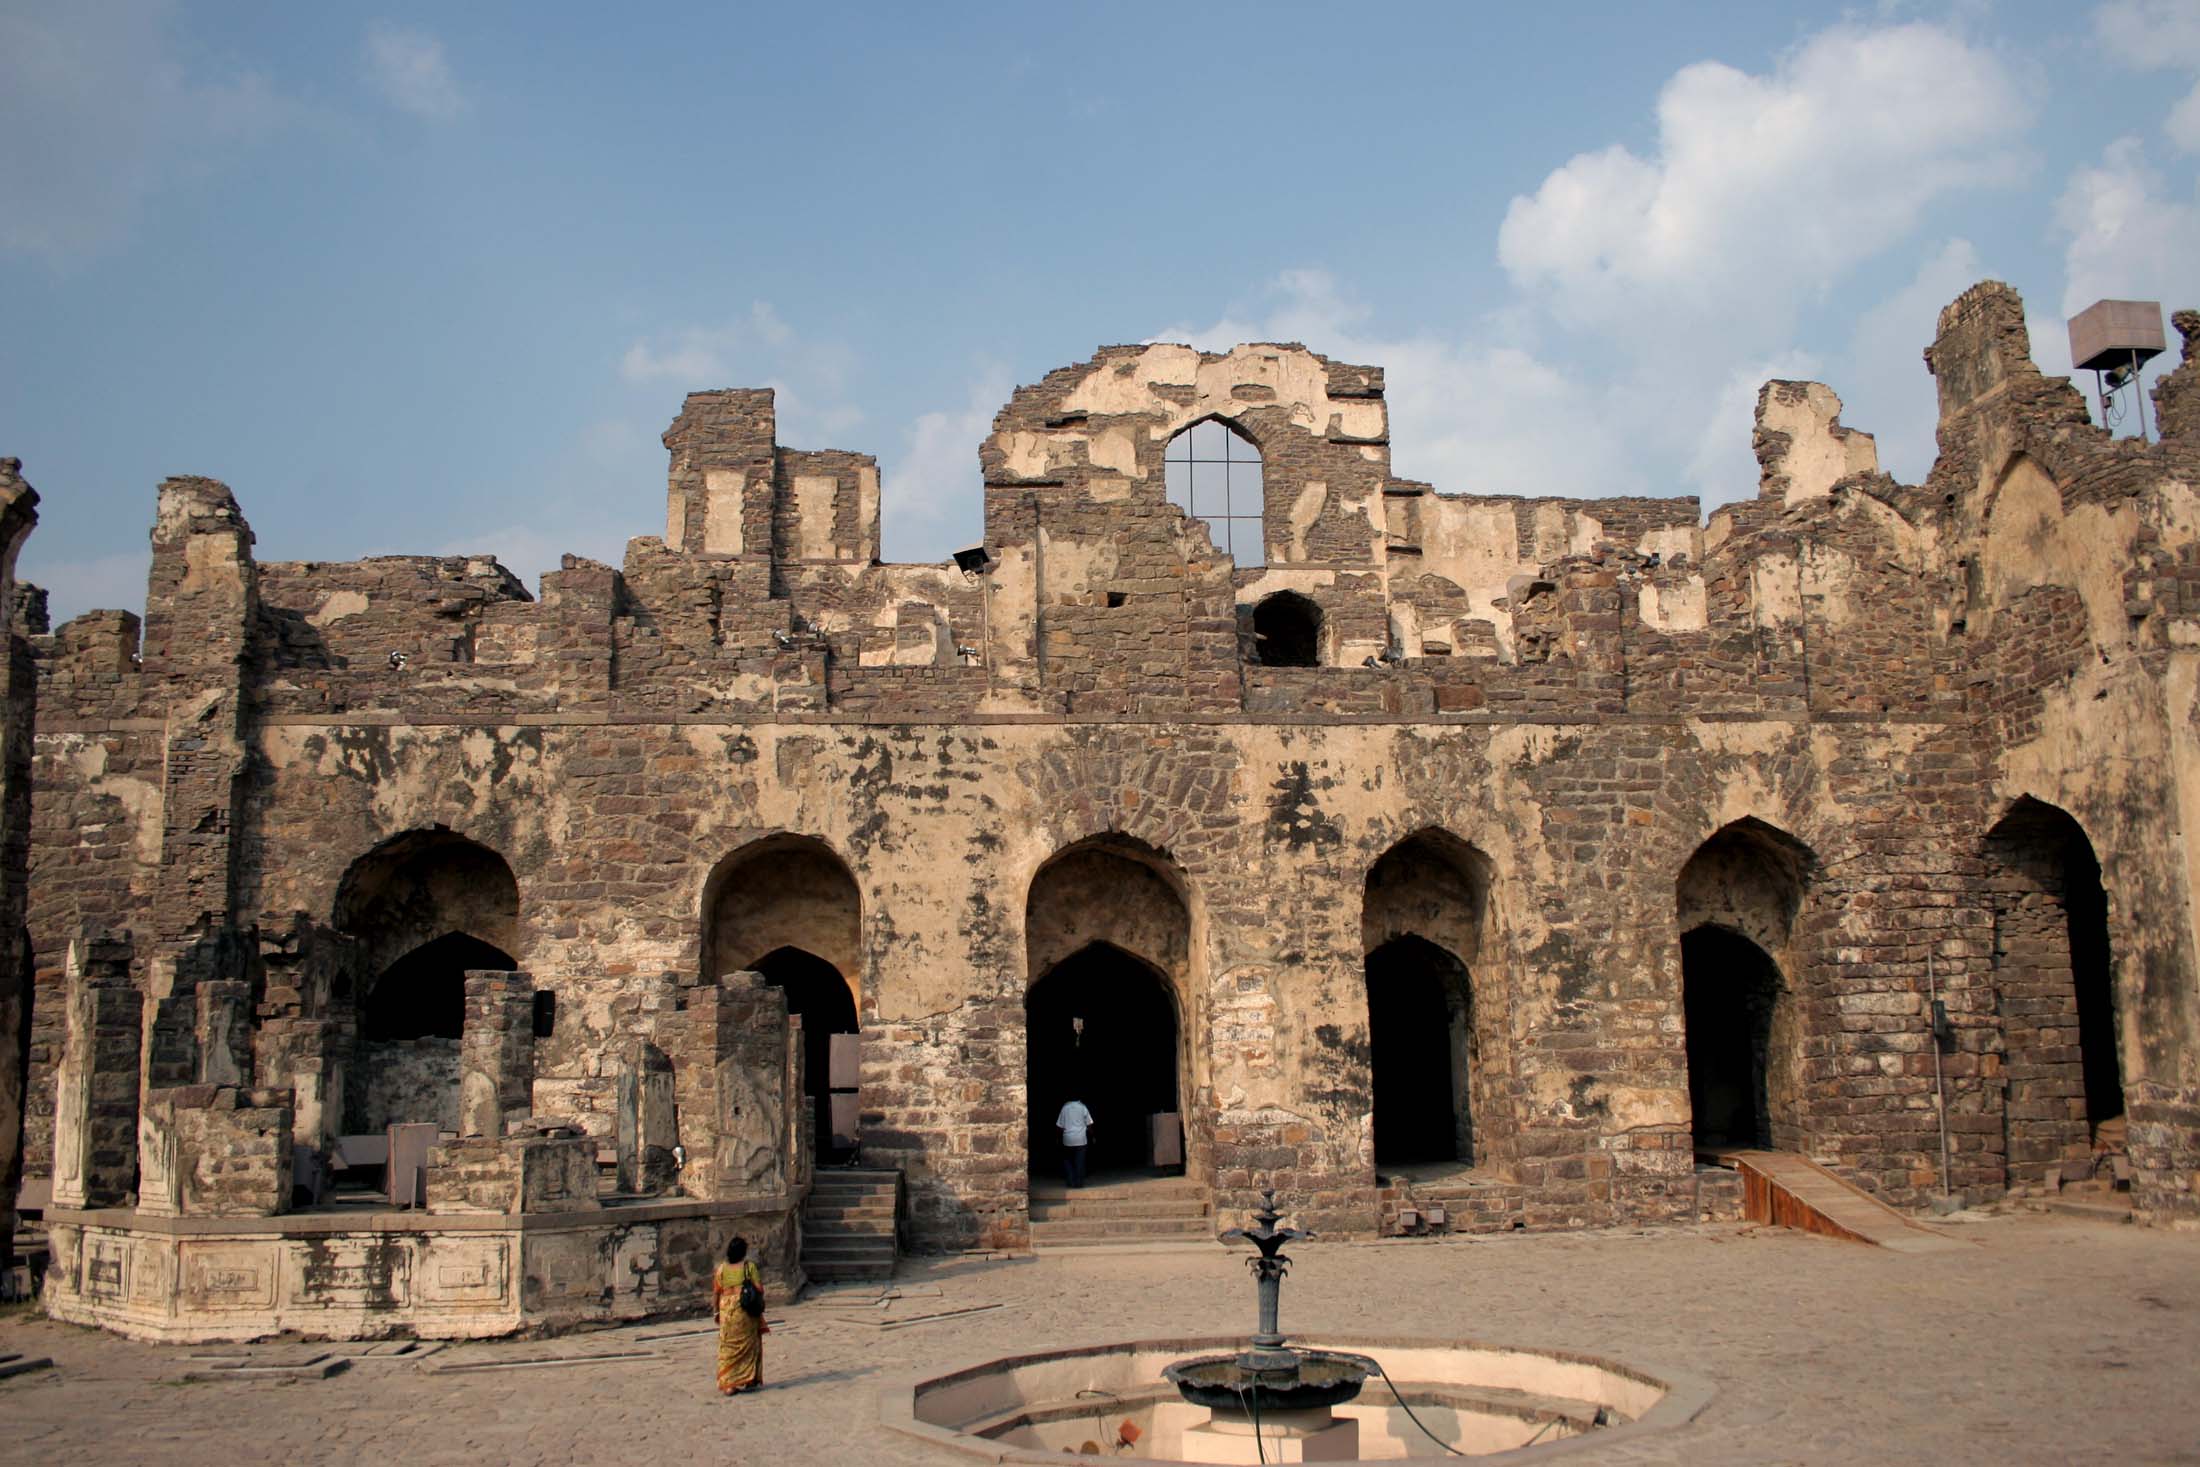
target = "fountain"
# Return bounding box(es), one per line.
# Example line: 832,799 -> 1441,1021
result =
1158,1190 -> 1376,1461
888,1185 -> 1716,1462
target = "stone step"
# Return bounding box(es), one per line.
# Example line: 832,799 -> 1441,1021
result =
803,1201 -> 897,1221
805,1214 -> 888,1240
804,1239 -> 897,1259
2048,1195 -> 2135,1223
1031,1217 -> 1216,1244
1030,1196 -> 1211,1221
806,1226 -> 895,1246
1029,1179 -> 1202,1202
807,1260 -> 896,1282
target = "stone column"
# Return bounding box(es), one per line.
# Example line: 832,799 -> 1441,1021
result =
195,980 -> 252,1086
615,1039 -> 678,1194
658,971 -> 790,1201
458,970 -> 534,1139
50,936 -> 143,1209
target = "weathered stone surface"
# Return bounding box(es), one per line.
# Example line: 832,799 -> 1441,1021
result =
14,278 -> 2200,1355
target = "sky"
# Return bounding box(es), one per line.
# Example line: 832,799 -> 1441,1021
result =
3,1 -> 2197,625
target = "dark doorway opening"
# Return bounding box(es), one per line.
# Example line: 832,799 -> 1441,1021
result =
1366,935 -> 1471,1167
1681,926 -> 1780,1150
363,932 -> 515,1041
1251,592 -> 1322,667
2063,839 -> 2124,1130
1026,943 -> 1182,1178
753,946 -> 859,1160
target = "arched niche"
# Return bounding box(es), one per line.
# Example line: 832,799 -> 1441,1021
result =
1982,797 -> 2123,1187
1250,591 -> 1323,667
1361,830 -> 1494,1172
1674,818 -> 1814,1153
333,829 -> 521,1134
1024,836 -> 1195,1188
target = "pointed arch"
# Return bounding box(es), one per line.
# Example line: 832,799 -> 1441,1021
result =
1250,591 -> 1323,667
1023,834 -> 1195,1189
704,833 -> 864,1158
1164,416 -> 1266,567
1675,817 -> 1815,1152
1982,796 -> 2123,1186
1361,828 -> 1495,1170
333,828 -> 521,1134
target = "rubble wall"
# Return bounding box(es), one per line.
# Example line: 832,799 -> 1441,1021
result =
18,281 -> 2200,1267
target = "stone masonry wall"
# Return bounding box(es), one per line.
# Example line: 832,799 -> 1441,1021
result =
17,281 -> 2200,1260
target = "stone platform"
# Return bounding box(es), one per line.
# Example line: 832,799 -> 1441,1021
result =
39,1194 -> 802,1344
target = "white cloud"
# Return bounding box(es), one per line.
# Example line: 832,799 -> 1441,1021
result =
363,24 -> 464,122
1498,22 -> 2027,345
619,304 -> 863,446
881,374 -> 1009,562
0,0 -> 289,262
17,549 -> 152,625
1842,238 -> 1986,483
2097,1 -> 2200,152
1154,271 -> 1643,503
2054,136 -> 2200,318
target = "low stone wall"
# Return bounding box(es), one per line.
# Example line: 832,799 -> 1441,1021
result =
38,1195 -> 801,1343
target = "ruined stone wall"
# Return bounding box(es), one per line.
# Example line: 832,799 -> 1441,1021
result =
0,460 -> 36,1264
19,283 -> 2200,1259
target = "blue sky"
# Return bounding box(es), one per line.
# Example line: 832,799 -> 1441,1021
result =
4,1 -> 2197,623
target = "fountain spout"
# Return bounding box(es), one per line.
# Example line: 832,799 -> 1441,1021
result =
1219,1189 -> 1311,1367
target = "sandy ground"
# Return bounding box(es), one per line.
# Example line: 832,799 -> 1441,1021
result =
1,1212 -> 2196,1465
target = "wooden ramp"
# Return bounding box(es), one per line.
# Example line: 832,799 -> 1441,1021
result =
1720,1150 -> 1972,1254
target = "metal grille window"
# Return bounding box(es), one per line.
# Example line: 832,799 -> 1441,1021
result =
1164,420 -> 1265,569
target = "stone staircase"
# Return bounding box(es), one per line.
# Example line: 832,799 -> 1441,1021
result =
801,1169 -> 901,1283
1029,1178 -> 1214,1248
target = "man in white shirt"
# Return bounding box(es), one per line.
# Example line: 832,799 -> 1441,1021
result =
1056,1097 -> 1094,1188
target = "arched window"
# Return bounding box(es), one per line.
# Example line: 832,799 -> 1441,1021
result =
1164,420 -> 1265,568
1251,591 -> 1322,667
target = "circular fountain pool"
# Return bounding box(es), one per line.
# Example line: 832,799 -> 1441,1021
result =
884,1333 -> 1712,1463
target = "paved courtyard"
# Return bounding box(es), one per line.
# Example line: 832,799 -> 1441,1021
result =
2,1212 -> 2196,1465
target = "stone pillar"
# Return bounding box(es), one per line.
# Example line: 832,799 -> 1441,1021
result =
195,980 -> 252,1086
137,1084 -> 293,1218
458,969 -> 534,1139
426,1125 -> 599,1215
658,971 -> 790,1201
615,1039 -> 677,1195
50,936 -> 143,1209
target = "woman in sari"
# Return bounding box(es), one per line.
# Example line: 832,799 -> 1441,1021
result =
712,1235 -> 766,1394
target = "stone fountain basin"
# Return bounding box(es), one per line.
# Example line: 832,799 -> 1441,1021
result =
884,1332 -> 1715,1463
1161,1349 -> 1375,1411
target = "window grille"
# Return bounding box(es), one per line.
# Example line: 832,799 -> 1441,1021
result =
1164,420 -> 1265,568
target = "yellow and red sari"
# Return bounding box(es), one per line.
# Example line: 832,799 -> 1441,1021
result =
712,1260 -> 765,1394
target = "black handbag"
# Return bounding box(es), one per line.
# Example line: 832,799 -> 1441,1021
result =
738,1274 -> 765,1318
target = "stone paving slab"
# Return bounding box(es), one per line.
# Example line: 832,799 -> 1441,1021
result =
0,1214 -> 2195,1465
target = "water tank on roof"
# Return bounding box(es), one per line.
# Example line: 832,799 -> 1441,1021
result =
2067,299 -> 2166,441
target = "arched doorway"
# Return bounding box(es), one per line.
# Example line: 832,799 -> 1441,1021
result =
1025,943 -> 1181,1179
705,834 -> 863,1161
1984,798 -> 2124,1185
334,830 -> 521,1135
1680,927 -> 1780,1148
1365,935 -> 1471,1165
1024,837 -> 1194,1188
1675,818 -> 1812,1155
752,945 -> 859,1160
1362,830 -> 1490,1173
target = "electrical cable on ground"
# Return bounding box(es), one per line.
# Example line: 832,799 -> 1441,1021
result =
1364,1353 -> 1466,1456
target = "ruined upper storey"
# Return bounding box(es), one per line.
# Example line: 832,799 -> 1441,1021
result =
25,282 -> 2200,727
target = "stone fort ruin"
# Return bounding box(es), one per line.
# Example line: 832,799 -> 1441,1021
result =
3,280 -> 2199,1341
